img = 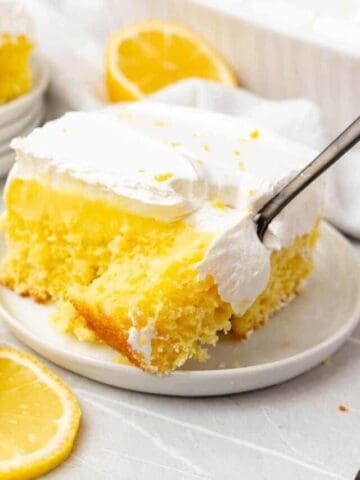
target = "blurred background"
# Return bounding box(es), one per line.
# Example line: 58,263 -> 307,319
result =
28,0 -> 360,136
13,0 -> 359,236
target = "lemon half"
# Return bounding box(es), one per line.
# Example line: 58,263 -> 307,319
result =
105,20 -> 237,101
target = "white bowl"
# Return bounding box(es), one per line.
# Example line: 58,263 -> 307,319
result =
0,103 -> 45,176
0,99 -> 43,148
0,56 -> 49,128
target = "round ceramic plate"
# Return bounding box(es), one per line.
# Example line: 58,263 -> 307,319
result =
0,222 -> 359,397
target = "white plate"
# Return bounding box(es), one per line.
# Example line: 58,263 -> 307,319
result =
0,222 -> 359,397
0,56 -> 49,128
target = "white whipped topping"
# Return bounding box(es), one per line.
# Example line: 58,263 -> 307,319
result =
11,112 -> 207,221
9,103 -> 323,342
198,215 -> 271,315
128,324 -> 156,364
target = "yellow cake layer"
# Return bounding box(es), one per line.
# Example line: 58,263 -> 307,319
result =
0,33 -> 33,104
0,178 -> 318,373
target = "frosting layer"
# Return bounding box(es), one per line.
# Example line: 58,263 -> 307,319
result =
9,102 -> 323,315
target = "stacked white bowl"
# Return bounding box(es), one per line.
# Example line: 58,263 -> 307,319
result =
0,56 -> 49,176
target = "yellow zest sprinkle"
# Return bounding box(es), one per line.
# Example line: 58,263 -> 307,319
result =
211,197 -> 225,210
233,149 -> 240,156
248,188 -> 257,197
165,141 -> 182,148
153,120 -> 166,127
196,159 -> 204,165
202,144 -> 211,152
238,161 -> 246,171
138,168 -> 145,173
249,129 -> 260,139
154,172 -> 174,182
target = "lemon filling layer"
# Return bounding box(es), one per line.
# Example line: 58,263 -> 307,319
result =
1,178 -> 318,373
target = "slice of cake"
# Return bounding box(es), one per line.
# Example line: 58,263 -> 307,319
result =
0,103 -> 322,373
0,1 -> 33,104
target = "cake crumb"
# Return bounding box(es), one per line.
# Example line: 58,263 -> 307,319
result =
202,144 -> 211,152
140,335 -> 148,346
233,149 -> 240,156
218,361 -> 226,369
192,132 -> 199,137
62,128 -> 69,134
233,361 -> 241,368
338,404 -> 348,413
152,120 -> 166,127
250,129 -> 260,139
138,168 -> 145,173
196,158 -> 204,165
238,161 -> 246,171
115,353 -> 132,366
166,141 -> 182,148
154,172 -> 174,182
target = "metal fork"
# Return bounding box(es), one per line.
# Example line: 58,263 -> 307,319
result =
256,116 -> 360,241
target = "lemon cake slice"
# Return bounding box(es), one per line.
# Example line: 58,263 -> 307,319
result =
0,1 -> 33,104
0,103 -> 322,373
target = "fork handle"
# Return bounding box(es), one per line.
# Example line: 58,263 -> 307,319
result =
256,115 -> 360,241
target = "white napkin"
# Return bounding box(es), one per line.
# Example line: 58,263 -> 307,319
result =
26,0 -> 360,238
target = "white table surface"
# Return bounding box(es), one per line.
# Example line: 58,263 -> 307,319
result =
1,186 -> 360,480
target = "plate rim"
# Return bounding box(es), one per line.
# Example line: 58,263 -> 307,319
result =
0,221 -> 359,382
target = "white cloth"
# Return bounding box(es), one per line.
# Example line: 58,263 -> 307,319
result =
26,0 -> 360,237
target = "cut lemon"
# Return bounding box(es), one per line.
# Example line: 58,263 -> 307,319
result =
105,20 -> 237,101
0,348 -> 80,480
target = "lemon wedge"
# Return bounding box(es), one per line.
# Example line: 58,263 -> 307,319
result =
105,20 -> 237,101
0,348 -> 80,479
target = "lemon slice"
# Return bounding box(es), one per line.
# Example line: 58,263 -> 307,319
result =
105,20 -> 237,101
0,348 -> 80,479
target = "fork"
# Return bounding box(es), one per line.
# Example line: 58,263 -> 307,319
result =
256,116 -> 360,241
